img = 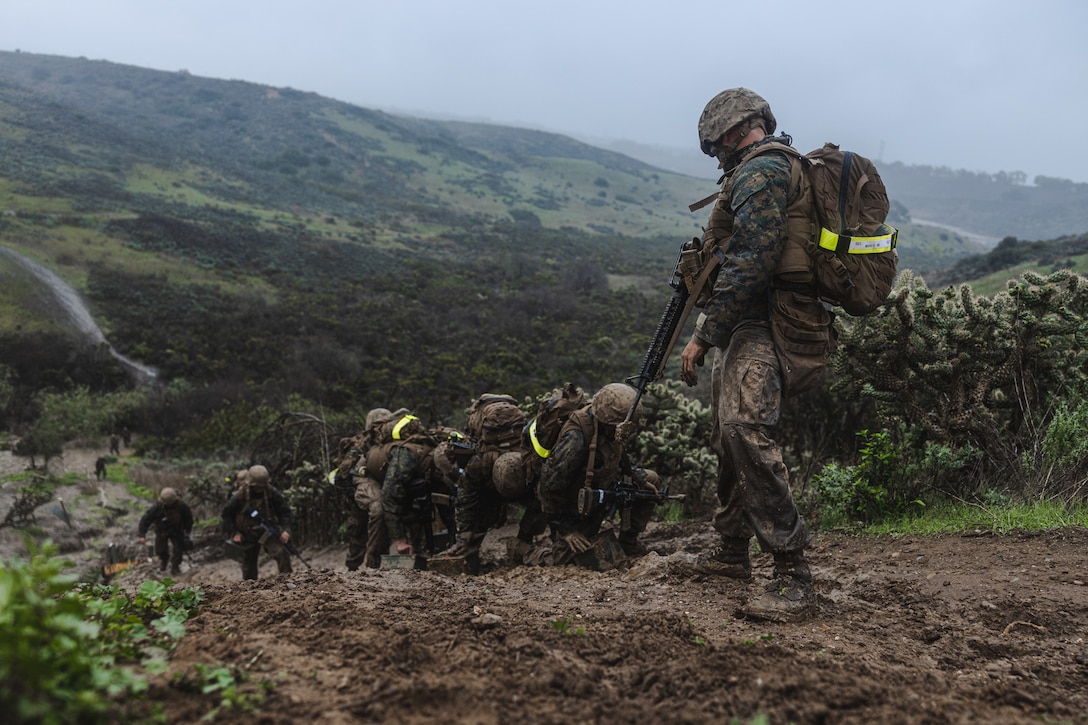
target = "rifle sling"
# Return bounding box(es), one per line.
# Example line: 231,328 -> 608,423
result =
662,250 -> 724,374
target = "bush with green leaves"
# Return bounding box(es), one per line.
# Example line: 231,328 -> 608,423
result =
0,540 -> 203,724
810,427 -> 981,526
833,269 -> 1088,501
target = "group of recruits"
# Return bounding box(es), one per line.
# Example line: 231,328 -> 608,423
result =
137,465 -> 292,580
333,381 -> 660,571
135,382 -> 655,581
140,87 -> 824,620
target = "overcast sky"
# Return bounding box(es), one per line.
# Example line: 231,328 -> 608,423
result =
4,0 -> 1087,183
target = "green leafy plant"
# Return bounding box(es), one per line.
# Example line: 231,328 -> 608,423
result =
172,663 -> 278,721
0,541 -> 203,723
550,617 -> 587,637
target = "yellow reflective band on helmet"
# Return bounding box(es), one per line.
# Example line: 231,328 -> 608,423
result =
392,414 -> 419,440
528,419 -> 551,459
818,224 -> 898,254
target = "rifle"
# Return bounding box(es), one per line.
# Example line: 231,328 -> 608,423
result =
244,507 -> 312,569
576,479 -> 686,519
618,236 -> 723,438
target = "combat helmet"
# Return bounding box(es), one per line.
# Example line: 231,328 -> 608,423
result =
159,487 -> 179,505
492,451 -> 528,499
247,465 -> 270,487
591,383 -> 642,426
698,87 -> 777,157
365,407 -> 392,429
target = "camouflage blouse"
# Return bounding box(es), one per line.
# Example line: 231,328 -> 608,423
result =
693,147 -> 792,348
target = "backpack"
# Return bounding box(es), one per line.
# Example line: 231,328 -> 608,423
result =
464,394 -> 525,453
363,411 -> 434,482
525,382 -> 587,462
787,143 -> 898,316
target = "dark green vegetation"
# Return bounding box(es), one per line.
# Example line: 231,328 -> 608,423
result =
1,50 -> 1087,526
0,542 -> 206,723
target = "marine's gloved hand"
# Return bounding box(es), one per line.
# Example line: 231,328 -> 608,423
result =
279,530 -> 290,545
561,530 -> 593,554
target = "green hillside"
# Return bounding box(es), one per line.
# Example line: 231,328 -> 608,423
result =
0,49 -> 1067,437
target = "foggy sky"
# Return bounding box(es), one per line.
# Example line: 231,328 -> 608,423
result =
4,0 -> 1087,183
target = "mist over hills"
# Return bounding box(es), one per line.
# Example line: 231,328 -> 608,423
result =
1,49 -> 1086,426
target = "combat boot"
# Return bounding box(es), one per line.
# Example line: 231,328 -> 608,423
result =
618,531 -> 648,557
695,537 -> 752,580
743,552 -> 815,623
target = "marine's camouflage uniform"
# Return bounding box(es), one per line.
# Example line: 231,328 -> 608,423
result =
380,445 -> 434,552
221,484 -> 293,580
334,433 -> 389,570
454,450 -> 548,546
138,499 -> 193,573
538,408 -> 654,564
694,137 -> 811,558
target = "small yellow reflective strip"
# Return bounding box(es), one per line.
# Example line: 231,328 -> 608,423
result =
392,414 -> 419,440
529,419 -> 551,459
327,470 -> 337,484
818,225 -> 898,254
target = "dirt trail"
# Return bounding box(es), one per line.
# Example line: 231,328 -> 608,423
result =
3,448 -> 1088,723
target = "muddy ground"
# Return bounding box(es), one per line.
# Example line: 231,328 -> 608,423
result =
3,447 -> 1088,724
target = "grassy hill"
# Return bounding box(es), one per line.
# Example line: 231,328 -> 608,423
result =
1,49 -> 1081,437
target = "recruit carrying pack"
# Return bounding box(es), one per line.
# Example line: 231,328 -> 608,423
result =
464,394 -> 525,453
363,410 -> 433,482
525,382 -> 587,462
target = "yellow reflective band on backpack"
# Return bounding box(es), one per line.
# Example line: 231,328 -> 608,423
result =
392,414 -> 419,440
528,419 -> 551,459
818,225 -> 898,254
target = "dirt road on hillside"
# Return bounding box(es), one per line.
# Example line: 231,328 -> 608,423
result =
2,449 -> 1088,723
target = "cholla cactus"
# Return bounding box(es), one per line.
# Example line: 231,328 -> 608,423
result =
629,380 -> 717,513
833,269 -> 1088,476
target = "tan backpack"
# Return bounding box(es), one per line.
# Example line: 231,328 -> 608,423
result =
791,143 -> 898,316
464,393 -> 525,453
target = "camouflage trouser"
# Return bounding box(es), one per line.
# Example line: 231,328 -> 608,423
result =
352,477 -> 389,568
710,323 -> 810,556
516,498 -> 548,543
154,530 -> 183,572
344,496 -> 367,571
240,535 -> 292,580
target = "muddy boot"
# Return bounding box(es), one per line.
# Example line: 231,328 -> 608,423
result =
744,552 -> 815,623
170,564 -> 181,575
694,537 -> 752,580
618,531 -> 647,557
508,535 -> 534,565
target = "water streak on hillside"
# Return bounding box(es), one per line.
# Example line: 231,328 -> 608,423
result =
0,246 -> 158,382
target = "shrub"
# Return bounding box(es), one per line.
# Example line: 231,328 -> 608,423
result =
0,540 -> 202,723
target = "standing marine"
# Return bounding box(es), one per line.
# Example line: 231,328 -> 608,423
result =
220,464 -> 294,580
679,87 -> 827,621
